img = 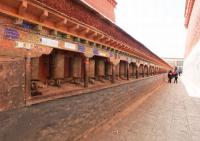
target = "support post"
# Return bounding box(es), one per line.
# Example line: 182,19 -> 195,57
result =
111,63 -> 115,83
127,62 -> 130,80
136,66 -> 138,79
147,67 -> 149,77
84,57 -> 89,88
25,56 -> 31,99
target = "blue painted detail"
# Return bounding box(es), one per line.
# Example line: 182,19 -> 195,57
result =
78,44 -> 85,52
4,28 -> 19,40
93,48 -> 99,55
22,22 -> 34,29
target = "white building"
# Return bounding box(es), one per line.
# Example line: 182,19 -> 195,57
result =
162,58 -> 184,72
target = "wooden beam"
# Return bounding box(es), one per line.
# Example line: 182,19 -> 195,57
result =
18,0 -> 27,15
111,41 -> 118,46
91,32 -> 99,39
85,30 -> 95,38
95,33 -> 103,40
56,18 -> 67,27
40,10 -> 48,22
67,23 -> 79,31
122,45 -> 127,50
105,38 -> 112,44
99,35 -> 106,42
82,28 -> 90,35
114,42 -> 121,48
77,26 -> 89,34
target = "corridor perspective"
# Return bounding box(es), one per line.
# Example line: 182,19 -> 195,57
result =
1,0 -> 200,141
82,80 -> 200,141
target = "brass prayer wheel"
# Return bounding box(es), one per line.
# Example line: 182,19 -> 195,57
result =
89,59 -> 95,78
52,53 -> 65,79
72,56 -> 82,78
97,60 -> 105,76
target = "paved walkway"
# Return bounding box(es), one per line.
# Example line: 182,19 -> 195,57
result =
83,81 -> 200,141
1,80 -> 200,141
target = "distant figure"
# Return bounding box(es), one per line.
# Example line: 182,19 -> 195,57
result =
173,71 -> 178,83
168,70 -> 173,83
178,71 -> 181,76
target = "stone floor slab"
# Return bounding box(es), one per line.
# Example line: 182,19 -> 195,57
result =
83,81 -> 200,141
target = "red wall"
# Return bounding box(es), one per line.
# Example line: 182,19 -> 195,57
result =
185,0 -> 200,57
84,0 -> 116,22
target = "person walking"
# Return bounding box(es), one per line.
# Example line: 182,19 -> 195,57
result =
173,70 -> 178,84
168,70 -> 173,83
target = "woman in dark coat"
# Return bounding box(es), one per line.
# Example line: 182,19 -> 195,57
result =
168,70 -> 173,83
173,71 -> 178,83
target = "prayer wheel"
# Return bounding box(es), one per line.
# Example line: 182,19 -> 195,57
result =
106,62 -> 112,76
120,62 -> 127,77
97,60 -> 105,76
89,59 -> 95,78
115,64 -> 119,76
52,53 -> 65,79
72,56 -> 82,78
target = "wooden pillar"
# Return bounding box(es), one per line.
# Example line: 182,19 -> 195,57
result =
136,67 -> 138,79
84,57 -> 89,88
149,67 -> 151,76
25,56 -> 31,99
127,62 -> 130,80
119,61 -> 123,78
142,66 -> 145,77
115,63 -> 119,80
111,63 -> 115,83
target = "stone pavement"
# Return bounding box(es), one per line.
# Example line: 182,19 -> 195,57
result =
83,81 -> 200,141
1,79 -> 200,141
0,74 -> 165,141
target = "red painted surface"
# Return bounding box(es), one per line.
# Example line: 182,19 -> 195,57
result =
184,0 -> 195,28
83,0 -> 116,22
185,0 -> 200,57
0,57 -> 25,111
81,59 -> 85,80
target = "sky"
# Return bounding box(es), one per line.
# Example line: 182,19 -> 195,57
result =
115,0 -> 186,58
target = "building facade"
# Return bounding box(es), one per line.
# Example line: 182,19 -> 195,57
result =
163,58 -> 184,72
183,0 -> 200,96
0,0 -> 171,111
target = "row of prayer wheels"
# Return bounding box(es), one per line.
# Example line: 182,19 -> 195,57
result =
31,53 -> 143,83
